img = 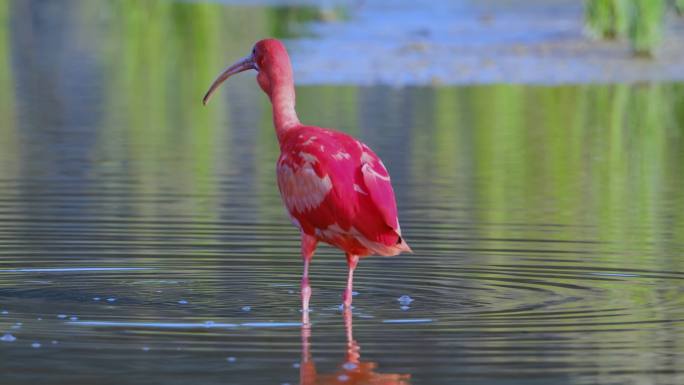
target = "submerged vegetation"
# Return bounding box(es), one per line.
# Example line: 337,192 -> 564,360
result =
584,0 -> 681,56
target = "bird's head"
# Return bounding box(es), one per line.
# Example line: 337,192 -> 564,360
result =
202,38 -> 293,105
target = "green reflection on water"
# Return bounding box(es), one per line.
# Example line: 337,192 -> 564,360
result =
0,0 -> 16,177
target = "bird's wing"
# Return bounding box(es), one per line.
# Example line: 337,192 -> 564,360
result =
358,146 -> 401,234
277,153 -> 334,219
276,131 -> 362,233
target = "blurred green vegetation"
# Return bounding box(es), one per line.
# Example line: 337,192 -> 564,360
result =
584,0 -> 679,56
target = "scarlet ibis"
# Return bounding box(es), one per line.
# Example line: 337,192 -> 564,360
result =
203,39 -> 411,313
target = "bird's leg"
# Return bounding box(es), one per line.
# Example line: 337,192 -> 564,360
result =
342,253 -> 359,308
300,233 -> 317,321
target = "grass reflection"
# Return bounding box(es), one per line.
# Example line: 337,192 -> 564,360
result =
0,0 -> 16,176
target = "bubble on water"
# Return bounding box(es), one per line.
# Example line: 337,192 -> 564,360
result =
37,317 -> 43,321
142,346 -> 150,351
400,305 -> 410,311
57,314 -> 67,319
106,298 -> 117,302
69,316 -> 78,321
1,310 -> 8,315
352,291 -> 359,297
51,340 -> 58,345
31,342 -> 41,348
93,297 -> 101,301
342,362 -> 358,371
178,300 -> 188,305
226,356 -> 236,363
337,374 -> 350,382
398,295 -> 414,305
292,363 -> 300,368
1,333 -> 16,342
241,306 -> 251,312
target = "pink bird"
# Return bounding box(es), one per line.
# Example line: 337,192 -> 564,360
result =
203,39 -> 411,314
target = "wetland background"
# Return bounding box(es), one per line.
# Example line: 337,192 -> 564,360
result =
1,1 -> 683,384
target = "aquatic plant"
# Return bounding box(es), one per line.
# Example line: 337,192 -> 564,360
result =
585,0 -> 629,38
628,0 -> 665,56
585,0 -> 666,56
675,0 -> 684,15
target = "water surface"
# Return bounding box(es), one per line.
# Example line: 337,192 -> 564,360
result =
1,1 -> 684,385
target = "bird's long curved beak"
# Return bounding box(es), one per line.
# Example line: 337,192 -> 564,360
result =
202,55 -> 255,105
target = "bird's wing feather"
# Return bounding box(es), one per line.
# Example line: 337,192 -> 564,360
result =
276,155 -> 334,219
359,149 -> 400,234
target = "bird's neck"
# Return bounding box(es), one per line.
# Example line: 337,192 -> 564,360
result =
269,82 -> 300,141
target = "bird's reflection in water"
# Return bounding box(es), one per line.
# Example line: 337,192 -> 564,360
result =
299,309 -> 411,385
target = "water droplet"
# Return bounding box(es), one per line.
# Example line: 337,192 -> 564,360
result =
51,340 -> 58,345
37,317 -> 43,321
57,314 -> 67,319
226,356 -> 236,363
342,362 -> 358,370
352,291 -> 359,297
178,300 -> 188,305
292,363 -> 300,368
142,346 -> 150,351
337,374 -> 350,382
204,321 -> 215,327
93,297 -> 101,301
31,342 -> 41,348
106,298 -> 116,302
69,316 -> 78,321
400,305 -> 410,311
398,295 -> 414,305
288,290 -> 295,294
241,306 -> 251,312
1,310 -> 8,315
1,333 -> 16,342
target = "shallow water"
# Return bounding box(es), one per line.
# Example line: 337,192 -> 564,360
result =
2,1 -> 684,385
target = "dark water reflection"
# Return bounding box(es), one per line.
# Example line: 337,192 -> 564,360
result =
1,1 -> 684,385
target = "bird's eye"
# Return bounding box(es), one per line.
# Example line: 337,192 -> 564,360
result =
252,47 -> 256,56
